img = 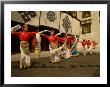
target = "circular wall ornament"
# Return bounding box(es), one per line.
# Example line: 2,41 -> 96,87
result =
47,11 -> 56,22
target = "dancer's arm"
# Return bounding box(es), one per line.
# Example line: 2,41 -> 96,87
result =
11,32 -> 21,36
59,41 -> 66,50
38,30 -> 49,34
28,32 -> 36,37
56,37 -> 65,42
29,30 -> 50,38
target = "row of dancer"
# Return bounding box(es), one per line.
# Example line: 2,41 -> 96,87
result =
11,24 -> 98,68
79,37 -> 98,56
42,31 -> 80,63
41,31 -> 98,63
11,24 -> 76,68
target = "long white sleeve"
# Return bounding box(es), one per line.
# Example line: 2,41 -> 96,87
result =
11,24 -> 21,31
38,30 -> 49,34
56,32 -> 63,36
36,33 -> 41,50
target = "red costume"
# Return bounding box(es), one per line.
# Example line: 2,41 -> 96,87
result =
86,40 -> 92,46
11,32 -> 36,41
80,39 -> 87,46
11,31 -> 37,68
43,34 -> 64,43
67,36 -> 76,43
42,34 -> 65,51
59,36 -> 76,43
93,41 -> 98,47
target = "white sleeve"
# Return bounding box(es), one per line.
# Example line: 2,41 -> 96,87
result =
11,24 -> 21,31
38,30 -> 49,34
56,32 -> 62,36
43,30 -> 49,32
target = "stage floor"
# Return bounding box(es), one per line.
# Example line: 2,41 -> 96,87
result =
11,52 -> 100,77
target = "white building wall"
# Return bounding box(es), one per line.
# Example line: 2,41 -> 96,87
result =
77,11 -> 100,53
91,11 -> 100,52
77,11 -> 82,20
72,18 -> 81,35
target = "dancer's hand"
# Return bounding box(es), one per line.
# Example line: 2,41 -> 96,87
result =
11,24 -> 21,31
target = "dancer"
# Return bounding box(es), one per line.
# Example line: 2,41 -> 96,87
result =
11,24 -> 37,68
86,39 -> 93,54
71,35 -> 79,57
11,24 -> 49,68
79,38 -> 87,56
61,34 -> 74,59
49,41 -> 66,63
92,40 -> 98,53
42,30 -> 63,63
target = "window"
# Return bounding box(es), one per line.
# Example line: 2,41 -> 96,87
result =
82,11 -> 91,18
82,24 -> 91,34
